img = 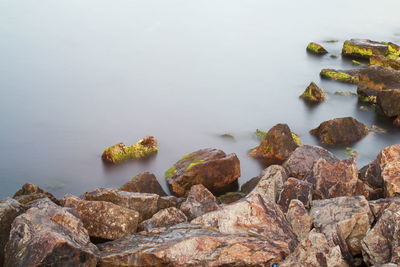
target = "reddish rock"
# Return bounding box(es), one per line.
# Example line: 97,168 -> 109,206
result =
359,160 -> 384,189
249,124 -> 299,166
240,176 -> 261,195
285,199 -> 312,241
120,172 -> 167,196
278,178 -> 313,212
310,117 -> 369,146
180,184 -> 220,220
138,207 -> 187,232
354,179 -> 382,200
300,82 -> 327,103
13,182 -> 59,205
63,195 -> 139,240
165,148 -> 241,197
368,197 -> 400,220
342,39 -> 388,59
218,191 -> 245,204
4,199 -> 98,267
376,145 -> 400,197
377,89 -> 400,117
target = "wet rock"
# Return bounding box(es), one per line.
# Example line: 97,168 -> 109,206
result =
280,229 -> 349,267
240,176 -> 261,195
285,199 -> 312,241
370,54 -> 400,70
98,223 -> 291,266
320,68 -> 360,83
307,42 -> 328,54
359,160 -> 384,189
63,195 -> 139,240
218,191 -> 245,204
137,207 -> 187,232
282,145 -> 339,179
376,145 -> 400,197
158,196 -> 183,210
191,194 -> 298,252
377,89 -> 400,117
342,39 -> 388,59
300,82 -> 327,103
310,196 -> 373,261
368,197 -> 400,220
13,182 -> 59,205
82,188 -> 159,222
120,172 -> 167,196
361,202 -> 400,265
310,117 -> 369,146
165,148 -> 241,197
101,136 -> 158,164
179,184 -> 220,220
278,178 -> 313,212
249,123 -> 299,166
4,199 -> 98,267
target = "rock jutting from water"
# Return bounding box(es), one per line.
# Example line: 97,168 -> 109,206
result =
119,171 -> 167,196
306,42 -> 328,54
300,82 -> 327,103
320,68 -> 360,83
342,39 -> 389,59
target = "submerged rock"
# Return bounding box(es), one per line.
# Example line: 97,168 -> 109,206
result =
307,42 -> 328,54
300,82 -> 327,103
376,89 -> 400,118
165,148 -> 241,197
137,207 -> 187,232
320,68 -> 360,83
370,54 -> 400,70
119,171 -> 167,196
101,136 -> 158,164
13,182 -> 59,205
285,199 -> 312,241
377,145 -> 400,197
310,117 -> 369,146
342,39 -> 388,59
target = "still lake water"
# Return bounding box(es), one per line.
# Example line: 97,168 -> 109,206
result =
1,0 -> 400,198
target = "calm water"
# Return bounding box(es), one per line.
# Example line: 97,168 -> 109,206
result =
1,0 -> 400,198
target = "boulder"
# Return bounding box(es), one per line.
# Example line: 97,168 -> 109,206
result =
342,39 -> 388,59
377,89 -> 400,117
179,184 -> 220,220
218,191 -> 245,204
359,160 -> 384,189
240,176 -> 261,195
4,199 -> 98,267
376,145 -> 400,197
82,188 -> 159,222
249,124 -> 299,166
280,229 -> 348,267
285,199 -> 312,241
158,196 -> 183,210
300,82 -> 327,103
370,54 -> 400,70
101,136 -> 158,164
368,197 -> 400,220
62,195 -> 139,240
98,223 -> 291,266
310,117 -> 369,146
165,148 -> 241,197
13,182 -> 59,205
137,207 -> 187,232
119,172 -> 167,196
283,145 -> 339,179
307,42 -> 328,54
278,178 -> 313,212
320,68 -> 360,83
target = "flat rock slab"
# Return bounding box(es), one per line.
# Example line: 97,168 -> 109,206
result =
180,184 -> 220,220
320,68 -> 360,84
120,171 -> 167,196
342,39 -> 388,59
377,145 -> 400,197
138,207 -> 187,232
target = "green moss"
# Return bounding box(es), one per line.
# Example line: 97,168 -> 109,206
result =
177,153 -> 192,162
165,166 -> 176,179
342,42 -> 373,58
330,55 -> 338,59
105,147 -> 110,152
358,95 -> 376,104
130,174 -> 139,181
291,133 -> 302,146
352,60 -> 362,65
342,147 -> 359,158
255,129 -> 267,141
320,70 -> 359,84
307,42 -> 328,54
221,133 -> 234,139
186,160 -> 205,171
388,44 -> 400,56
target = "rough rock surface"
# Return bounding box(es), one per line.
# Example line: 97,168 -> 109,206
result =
98,224 -> 291,267
282,145 -> 339,179
377,145 -> 400,197
180,184 -> 220,220
300,82 -> 327,103
138,207 -> 187,232
165,148 -> 241,197
82,188 -> 159,222
249,124 -> 299,166
370,54 -> 400,70
4,199 -> 98,267
310,117 -> 369,146
63,195 -> 139,240
368,197 -> 400,220
218,191 -> 245,204
359,160 -> 384,189
119,172 -> 167,196
278,178 -> 313,212
342,39 -> 388,59
158,196 -> 183,210
13,182 -> 59,205
285,199 -> 312,241
240,176 -> 261,195
280,229 -> 349,267
320,68 -> 360,83
377,89 -> 400,117
307,42 -> 328,54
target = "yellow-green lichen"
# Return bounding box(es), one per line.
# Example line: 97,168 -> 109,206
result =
342,147 -> 359,158
165,166 -> 176,179
130,174 -> 139,181
358,95 -> 376,104
255,129 -> 267,141
388,44 -> 400,57
342,42 -> 373,58
185,160 -> 205,171
320,70 -> 359,84
307,42 -> 328,54
177,153 -> 193,162
291,133 -> 302,146
352,60 -> 362,65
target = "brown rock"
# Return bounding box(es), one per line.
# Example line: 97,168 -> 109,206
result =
63,195 -> 139,240
158,196 -> 183,210
249,124 -> 299,166
377,89 -> 400,117
377,145 -> 400,197
359,160 -> 384,189
4,199 -> 98,267
300,82 -> 327,103
354,179 -> 382,200
13,182 -> 59,205
310,117 -> 369,146
278,178 -> 313,212
280,229 -> 348,267
165,148 -> 241,197
218,191 -> 245,204
342,39 -> 388,59
307,42 -> 328,54
138,207 -> 187,232
120,172 -> 167,196
240,176 -> 261,195
368,197 -> 400,220
82,188 -> 159,222
370,54 -> 400,70
285,199 -> 312,241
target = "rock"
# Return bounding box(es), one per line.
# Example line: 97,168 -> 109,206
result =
387,42 -> 400,56
98,223 -> 291,266
368,197 -> 400,220
359,160 -> 384,189
218,191 -> 245,204
101,136 -> 158,164
310,117 -> 369,146
280,229 -> 348,267
0,198 -> 25,266
278,178 -> 313,212
82,188 -> 159,222
335,91 -> 357,96
283,145 -> 339,180
361,202 -> 400,265
376,145 -> 400,197
354,179 -> 382,201
191,194 -> 298,252
300,82 -> 327,103
13,182 -> 59,205
307,42 -> 328,54
320,68 -> 360,83
4,199 -> 98,267
377,89 -> 400,117
310,196 -> 373,262
179,184 -> 220,220
165,148 -> 241,197
248,165 -> 288,204
285,199 -> 312,241
158,196 -> 183,210
370,54 -> 400,70
240,176 -> 261,195
342,39 -> 388,59
249,124 -> 299,166
63,195 -> 139,240
137,207 -> 187,232
119,172 -> 167,196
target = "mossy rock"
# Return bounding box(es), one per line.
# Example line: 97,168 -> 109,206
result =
342,39 -> 388,59
320,68 -> 360,84
306,42 -> 328,55
300,82 -> 326,103
370,55 -> 400,71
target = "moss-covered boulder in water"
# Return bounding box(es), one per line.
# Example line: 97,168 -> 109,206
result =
306,42 -> 328,55
300,82 -> 326,103
102,136 -> 158,164
320,68 -> 360,84
165,148 -> 241,197
370,54 -> 400,70
342,39 -> 388,59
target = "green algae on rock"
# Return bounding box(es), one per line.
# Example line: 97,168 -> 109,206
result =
342,39 -> 388,59
306,42 -> 328,55
300,82 -> 326,103
370,54 -> 400,71
320,68 -> 360,84
101,136 -> 158,164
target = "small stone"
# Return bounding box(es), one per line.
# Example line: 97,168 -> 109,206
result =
342,39 -> 388,59
180,184 -> 220,220
300,82 -> 327,103
377,89 -> 400,118
335,91 -> 357,96
371,124 -> 388,134
307,42 -> 328,54
158,195 -> 183,210
138,207 -> 187,232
